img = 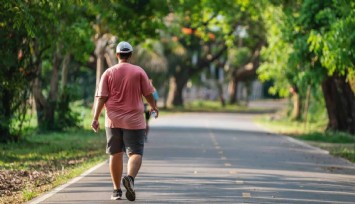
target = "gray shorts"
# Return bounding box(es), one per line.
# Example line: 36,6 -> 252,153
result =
105,128 -> 145,155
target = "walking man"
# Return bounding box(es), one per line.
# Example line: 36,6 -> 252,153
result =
91,41 -> 158,201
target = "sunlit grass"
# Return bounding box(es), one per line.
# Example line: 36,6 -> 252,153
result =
256,115 -> 355,163
298,131 -> 355,143
256,115 -> 327,135
0,103 -> 107,203
14,157 -> 107,203
0,129 -> 106,170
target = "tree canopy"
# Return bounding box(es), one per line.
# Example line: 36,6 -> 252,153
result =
1,0 -> 354,142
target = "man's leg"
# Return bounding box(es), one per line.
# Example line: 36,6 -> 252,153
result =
106,128 -> 125,200
127,153 -> 142,178
122,129 -> 145,201
110,152 -> 124,189
123,154 -> 141,201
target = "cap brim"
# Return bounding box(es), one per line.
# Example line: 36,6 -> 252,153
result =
117,51 -> 132,53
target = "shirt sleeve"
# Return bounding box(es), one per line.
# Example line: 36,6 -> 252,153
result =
140,71 -> 154,96
96,71 -> 109,97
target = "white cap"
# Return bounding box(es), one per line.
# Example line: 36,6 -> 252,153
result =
116,41 -> 133,53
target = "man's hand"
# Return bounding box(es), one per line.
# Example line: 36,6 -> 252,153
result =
150,108 -> 159,119
91,120 -> 99,132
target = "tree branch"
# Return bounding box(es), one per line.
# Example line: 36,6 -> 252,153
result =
234,40 -> 265,80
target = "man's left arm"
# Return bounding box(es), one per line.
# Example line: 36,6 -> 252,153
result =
144,93 -> 158,118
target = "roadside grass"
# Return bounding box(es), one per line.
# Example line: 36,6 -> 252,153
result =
256,115 -> 355,163
0,129 -> 106,170
0,104 -> 107,204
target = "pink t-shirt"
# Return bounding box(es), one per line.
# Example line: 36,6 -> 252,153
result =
96,63 -> 154,129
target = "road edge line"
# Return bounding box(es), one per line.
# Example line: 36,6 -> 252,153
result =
285,136 -> 329,154
254,123 -> 329,155
27,160 -> 107,204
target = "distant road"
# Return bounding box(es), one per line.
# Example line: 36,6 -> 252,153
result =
30,112 -> 355,203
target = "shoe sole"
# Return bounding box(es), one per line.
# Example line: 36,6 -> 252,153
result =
123,177 -> 136,201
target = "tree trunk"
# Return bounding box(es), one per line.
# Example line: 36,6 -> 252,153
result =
0,89 -> 12,143
322,75 -> 355,134
45,52 -> 61,129
228,42 -> 263,104
289,86 -> 301,120
59,54 -> 71,124
291,92 -> 301,120
32,60 -> 48,130
166,77 -> 175,108
303,85 -> 311,128
95,36 -> 110,92
228,78 -> 238,104
245,80 -> 252,106
33,81 -> 47,129
61,54 -> 70,89
173,76 -> 188,106
217,81 -> 226,107
32,51 -> 62,130
96,55 -> 105,92
166,73 -> 189,107
289,85 -> 303,120
162,78 -> 169,109
104,44 -> 117,68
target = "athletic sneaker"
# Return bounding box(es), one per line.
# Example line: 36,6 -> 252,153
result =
122,176 -> 136,201
111,189 -> 122,200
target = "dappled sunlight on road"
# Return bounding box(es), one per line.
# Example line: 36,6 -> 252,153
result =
139,157 -> 355,203
140,113 -> 355,203
34,113 -> 355,203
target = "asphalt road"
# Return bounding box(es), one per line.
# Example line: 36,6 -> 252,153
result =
29,112 -> 355,204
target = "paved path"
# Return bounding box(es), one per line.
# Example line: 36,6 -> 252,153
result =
30,113 -> 355,203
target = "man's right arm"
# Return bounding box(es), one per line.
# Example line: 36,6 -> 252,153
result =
92,96 -> 108,132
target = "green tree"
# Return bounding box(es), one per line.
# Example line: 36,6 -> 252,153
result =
259,0 -> 355,133
222,1 -> 266,105
1,0 -> 171,135
28,1 -> 94,130
0,1 -> 34,142
162,0 -> 262,107
227,47 -> 252,104
307,0 -> 355,133
257,4 -> 301,119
